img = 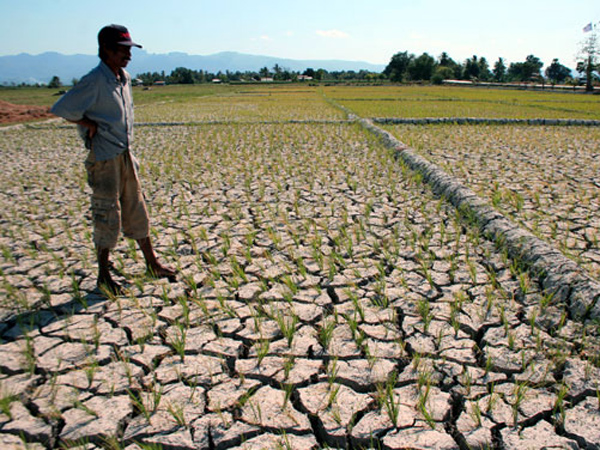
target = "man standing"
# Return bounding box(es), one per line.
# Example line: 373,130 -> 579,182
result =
51,24 -> 175,295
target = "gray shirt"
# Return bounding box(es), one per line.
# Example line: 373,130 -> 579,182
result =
51,61 -> 135,161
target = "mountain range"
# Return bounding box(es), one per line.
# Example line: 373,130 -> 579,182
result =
0,50 -> 386,85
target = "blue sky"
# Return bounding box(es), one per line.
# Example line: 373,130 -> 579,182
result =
1,0 -> 598,68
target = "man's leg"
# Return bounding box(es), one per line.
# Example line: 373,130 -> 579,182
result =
137,236 -> 177,280
97,246 -> 123,295
86,152 -> 123,295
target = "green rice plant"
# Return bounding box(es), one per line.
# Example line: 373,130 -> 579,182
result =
0,244 -> 15,264
22,332 -> 36,375
274,310 -> 298,348
553,383 -> 569,427
511,381 -> 528,426
470,400 -> 483,428
169,321 -> 187,361
375,370 -> 401,427
327,357 -> 339,386
518,271 -> 530,296
230,256 -> 248,284
178,295 -> 191,328
254,338 -> 270,365
317,316 -> 337,351
84,357 -> 100,388
417,298 -> 432,333
281,274 -> 298,296
274,430 -> 294,450
166,401 -> 187,428
127,388 -> 152,422
345,311 -> 359,342
347,289 -> 365,322
507,331 -> 516,351
73,399 -> 98,418
326,383 -> 341,409
131,442 -> 164,450
0,393 -> 16,419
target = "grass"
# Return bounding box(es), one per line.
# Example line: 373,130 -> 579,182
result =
0,86 -> 65,107
323,84 -> 600,120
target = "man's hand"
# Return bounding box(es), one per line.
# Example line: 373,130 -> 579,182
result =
70,117 -> 98,139
80,117 -> 98,139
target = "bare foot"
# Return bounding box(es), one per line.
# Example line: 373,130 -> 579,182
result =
147,263 -> 177,281
97,275 -> 124,297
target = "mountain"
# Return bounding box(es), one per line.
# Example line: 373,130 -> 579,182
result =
0,50 -> 386,85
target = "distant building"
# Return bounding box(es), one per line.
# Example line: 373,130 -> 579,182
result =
260,77 -> 274,82
298,75 -> 313,81
154,80 -> 166,86
212,78 -> 222,83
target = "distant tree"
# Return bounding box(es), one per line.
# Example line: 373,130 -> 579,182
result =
576,31 -> 599,91
524,54 -> 544,80
170,67 -> 195,84
545,59 -> 571,84
508,55 -> 543,82
493,58 -> 506,82
315,68 -> 328,81
463,55 -> 480,80
407,53 -> 436,81
438,52 -> 452,67
477,57 -> 491,81
507,62 -> 525,81
303,68 -> 316,78
438,52 -> 461,78
384,51 -> 414,82
48,76 -> 62,88
431,66 -> 454,84
215,71 -> 228,83
259,67 -> 271,79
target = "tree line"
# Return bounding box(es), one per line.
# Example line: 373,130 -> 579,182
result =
134,65 -> 382,85
383,52 -> 574,85
134,52 -> 583,87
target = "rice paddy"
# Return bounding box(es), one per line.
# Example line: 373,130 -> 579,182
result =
0,84 -> 599,449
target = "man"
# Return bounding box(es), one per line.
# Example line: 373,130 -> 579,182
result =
51,24 -> 176,295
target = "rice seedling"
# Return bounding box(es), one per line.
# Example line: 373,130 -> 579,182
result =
0,393 -> 16,419
73,398 -> 98,417
166,401 -> 187,428
273,309 -> 299,348
169,320 -> 188,361
254,338 -> 270,365
375,370 -> 402,427
417,298 -> 433,333
317,316 -> 337,351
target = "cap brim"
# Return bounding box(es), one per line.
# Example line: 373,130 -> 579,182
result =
117,41 -> 142,48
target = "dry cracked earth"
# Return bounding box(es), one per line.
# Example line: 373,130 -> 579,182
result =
0,117 -> 599,450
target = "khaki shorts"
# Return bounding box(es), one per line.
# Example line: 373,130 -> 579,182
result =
85,150 -> 149,249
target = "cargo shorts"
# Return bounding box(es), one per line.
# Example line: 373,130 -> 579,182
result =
85,149 -> 150,249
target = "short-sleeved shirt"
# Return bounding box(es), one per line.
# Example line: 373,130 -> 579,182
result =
51,61 -> 135,161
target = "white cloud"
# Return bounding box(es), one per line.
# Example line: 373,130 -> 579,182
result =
316,29 -> 349,39
250,34 -> 272,42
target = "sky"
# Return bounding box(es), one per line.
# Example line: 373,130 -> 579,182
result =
1,0 -> 599,69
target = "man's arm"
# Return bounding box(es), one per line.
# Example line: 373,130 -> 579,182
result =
51,72 -> 99,139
